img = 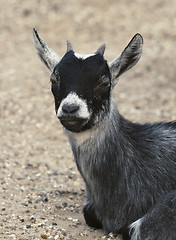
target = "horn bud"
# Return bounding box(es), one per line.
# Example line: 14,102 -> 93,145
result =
95,44 -> 106,56
67,40 -> 74,52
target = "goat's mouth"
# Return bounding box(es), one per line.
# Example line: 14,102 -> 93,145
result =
58,116 -> 88,132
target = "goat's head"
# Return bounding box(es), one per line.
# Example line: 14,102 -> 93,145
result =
33,29 -> 143,132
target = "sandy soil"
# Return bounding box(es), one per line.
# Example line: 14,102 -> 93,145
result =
0,0 -> 176,239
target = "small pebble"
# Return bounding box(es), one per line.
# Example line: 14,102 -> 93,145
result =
52,222 -> 57,226
62,202 -> 68,207
73,218 -> 79,223
41,234 -> 48,239
26,224 -> 31,229
44,197 -> 49,202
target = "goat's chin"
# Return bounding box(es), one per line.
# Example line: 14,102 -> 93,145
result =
60,119 -> 89,133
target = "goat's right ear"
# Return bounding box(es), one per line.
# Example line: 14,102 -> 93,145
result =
33,28 -> 61,72
108,34 -> 143,87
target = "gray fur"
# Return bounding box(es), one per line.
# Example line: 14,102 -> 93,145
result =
33,30 -> 176,239
67,100 -> 176,235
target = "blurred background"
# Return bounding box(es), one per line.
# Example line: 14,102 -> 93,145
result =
0,0 -> 176,239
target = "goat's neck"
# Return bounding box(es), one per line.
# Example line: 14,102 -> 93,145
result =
65,98 -> 120,148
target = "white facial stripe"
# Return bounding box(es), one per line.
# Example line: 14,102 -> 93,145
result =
57,92 -> 90,119
74,52 -> 95,60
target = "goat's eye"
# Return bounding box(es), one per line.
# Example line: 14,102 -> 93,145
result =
99,80 -> 110,88
50,73 -> 60,85
94,76 -> 110,92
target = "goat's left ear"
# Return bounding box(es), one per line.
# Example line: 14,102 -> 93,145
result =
108,34 -> 143,87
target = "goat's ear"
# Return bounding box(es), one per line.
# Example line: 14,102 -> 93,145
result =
108,34 -> 143,87
33,28 -> 61,72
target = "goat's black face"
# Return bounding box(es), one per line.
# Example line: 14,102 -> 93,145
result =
34,30 -> 143,132
51,51 -> 111,132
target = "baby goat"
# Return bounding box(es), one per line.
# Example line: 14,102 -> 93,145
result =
33,29 -> 176,240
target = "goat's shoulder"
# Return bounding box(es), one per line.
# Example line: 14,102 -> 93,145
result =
120,118 -> 176,140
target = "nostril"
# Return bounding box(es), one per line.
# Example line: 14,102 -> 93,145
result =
62,104 -> 79,114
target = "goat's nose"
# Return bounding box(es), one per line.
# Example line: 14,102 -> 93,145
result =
62,104 -> 79,114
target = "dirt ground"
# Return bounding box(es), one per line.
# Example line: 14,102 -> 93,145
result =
0,0 -> 176,239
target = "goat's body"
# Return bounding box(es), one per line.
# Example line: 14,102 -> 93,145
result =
131,191 -> 176,240
67,100 -> 176,235
33,30 -> 176,239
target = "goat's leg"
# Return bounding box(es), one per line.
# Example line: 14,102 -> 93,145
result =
83,187 -> 102,229
130,191 -> 176,240
83,201 -> 102,229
